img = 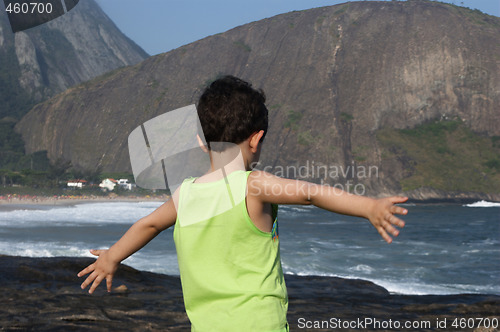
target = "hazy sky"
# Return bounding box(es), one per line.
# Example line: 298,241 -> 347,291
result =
95,0 -> 500,55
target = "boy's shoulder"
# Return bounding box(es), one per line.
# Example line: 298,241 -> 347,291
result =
247,170 -> 286,200
247,170 -> 312,206
247,170 -> 273,188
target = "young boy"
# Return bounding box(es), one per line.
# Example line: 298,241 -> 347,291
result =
78,75 -> 408,331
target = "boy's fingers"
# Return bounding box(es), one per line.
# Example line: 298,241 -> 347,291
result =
80,273 -> 94,290
77,264 -> 95,278
377,227 -> 392,244
373,197 -> 408,244
89,275 -> 104,294
106,276 -> 113,292
384,222 -> 400,237
90,249 -> 103,256
392,216 -> 405,228
389,196 -> 408,204
391,205 -> 408,216
378,215 -> 404,243
385,213 -> 405,228
381,215 -> 399,235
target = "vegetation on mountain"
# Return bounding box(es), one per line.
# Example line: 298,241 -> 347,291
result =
377,119 -> 500,193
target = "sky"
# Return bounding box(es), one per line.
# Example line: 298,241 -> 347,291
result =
95,0 -> 500,56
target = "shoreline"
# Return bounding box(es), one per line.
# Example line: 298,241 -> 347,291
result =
0,194 -> 169,211
0,193 -> 497,210
2,255 -> 499,331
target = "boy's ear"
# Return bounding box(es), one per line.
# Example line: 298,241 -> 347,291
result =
197,134 -> 209,153
249,130 -> 265,153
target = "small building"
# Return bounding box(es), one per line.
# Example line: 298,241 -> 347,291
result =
67,179 -> 87,189
99,178 -> 117,191
117,179 -> 135,190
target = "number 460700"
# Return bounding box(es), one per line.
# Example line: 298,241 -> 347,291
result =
5,2 -> 53,14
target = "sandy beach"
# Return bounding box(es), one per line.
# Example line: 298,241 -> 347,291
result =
0,193 -> 169,211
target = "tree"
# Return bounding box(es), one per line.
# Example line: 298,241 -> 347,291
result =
48,158 -> 72,187
0,169 -> 9,186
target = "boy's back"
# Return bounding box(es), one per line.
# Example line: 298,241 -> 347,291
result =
174,169 -> 288,331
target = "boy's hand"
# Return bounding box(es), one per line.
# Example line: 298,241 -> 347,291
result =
77,249 -> 118,294
367,196 -> 408,243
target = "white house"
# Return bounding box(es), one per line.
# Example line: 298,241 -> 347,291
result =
99,178 -> 117,191
67,179 -> 87,189
117,179 -> 135,190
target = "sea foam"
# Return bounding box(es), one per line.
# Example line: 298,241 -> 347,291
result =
464,200 -> 500,207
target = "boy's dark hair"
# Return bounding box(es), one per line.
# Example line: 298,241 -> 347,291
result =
197,75 -> 268,151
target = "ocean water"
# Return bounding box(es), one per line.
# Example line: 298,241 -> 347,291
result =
0,200 -> 498,296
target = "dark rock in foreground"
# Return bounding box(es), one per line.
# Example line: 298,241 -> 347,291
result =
1,256 -> 499,331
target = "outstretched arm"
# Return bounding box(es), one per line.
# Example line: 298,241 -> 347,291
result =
78,197 -> 177,293
248,171 -> 407,243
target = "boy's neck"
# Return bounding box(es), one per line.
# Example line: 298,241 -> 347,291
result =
197,136 -> 260,183
195,144 -> 249,183
209,144 -> 246,172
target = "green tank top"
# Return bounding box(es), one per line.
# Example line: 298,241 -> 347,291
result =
174,170 -> 288,331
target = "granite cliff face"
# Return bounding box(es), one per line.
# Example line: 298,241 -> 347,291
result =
16,1 -> 500,200
0,0 -> 148,117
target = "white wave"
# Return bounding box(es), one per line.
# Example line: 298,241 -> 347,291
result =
0,201 -> 163,227
282,204 -> 315,210
279,205 -> 317,215
371,279 -> 461,295
0,239 -> 180,275
380,280 -> 500,296
284,270 -> 338,278
123,252 -> 179,275
464,200 -> 500,207
0,240 -> 92,258
303,220 -> 348,226
350,264 -> 374,274
446,282 -> 500,295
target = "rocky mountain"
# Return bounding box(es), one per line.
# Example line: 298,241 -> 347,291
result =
0,0 -> 148,120
16,0 -> 500,200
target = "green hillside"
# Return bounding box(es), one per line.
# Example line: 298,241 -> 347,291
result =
377,119 -> 500,193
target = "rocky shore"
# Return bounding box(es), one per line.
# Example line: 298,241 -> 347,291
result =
1,256 -> 499,331
402,188 -> 500,205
